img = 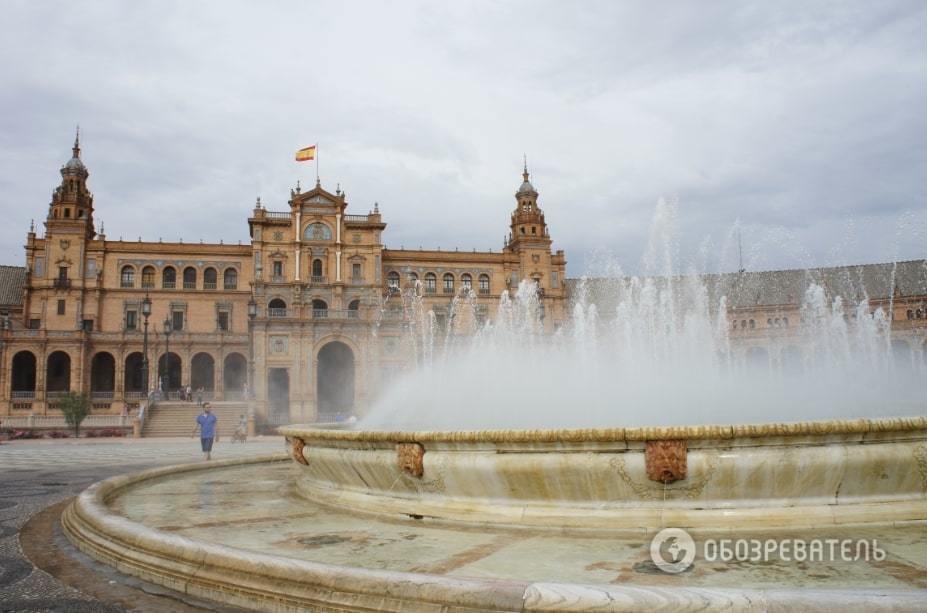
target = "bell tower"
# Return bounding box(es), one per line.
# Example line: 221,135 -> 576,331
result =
46,127 -> 95,240
507,159 -> 549,246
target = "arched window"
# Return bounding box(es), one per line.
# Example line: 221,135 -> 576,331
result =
387,271 -> 400,289
303,223 -> 332,241
162,266 -> 176,289
424,273 -> 437,293
183,267 -> 197,289
268,298 -> 287,317
223,268 -> 238,290
908,310 -> 914,320
347,299 -> 360,318
120,265 -> 135,288
408,272 -> 419,285
312,299 -> 328,319
141,266 -> 155,289
748,319 -> 755,330
312,259 -> 323,279
443,273 -> 454,293
479,274 -> 490,294
740,320 -> 747,329
203,267 -> 217,289
461,273 -> 472,291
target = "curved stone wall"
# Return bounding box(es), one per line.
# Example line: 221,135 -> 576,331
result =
281,416 -> 927,530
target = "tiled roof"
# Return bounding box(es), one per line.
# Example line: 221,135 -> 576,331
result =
567,260 -> 927,313
0,265 -> 27,307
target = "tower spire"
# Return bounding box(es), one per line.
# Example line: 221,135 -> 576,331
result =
523,154 -> 529,181
73,125 -> 81,157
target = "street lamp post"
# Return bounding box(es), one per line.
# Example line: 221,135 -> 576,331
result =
247,296 -> 257,400
162,318 -> 172,396
141,293 -> 151,394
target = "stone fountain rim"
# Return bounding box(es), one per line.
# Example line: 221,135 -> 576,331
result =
279,414 -> 927,443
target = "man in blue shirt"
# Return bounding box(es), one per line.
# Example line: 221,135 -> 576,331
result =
192,403 -> 219,460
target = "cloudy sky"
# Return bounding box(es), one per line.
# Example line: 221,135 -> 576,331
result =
1,1 -> 925,276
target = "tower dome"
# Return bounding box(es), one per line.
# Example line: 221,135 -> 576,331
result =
61,128 -> 88,178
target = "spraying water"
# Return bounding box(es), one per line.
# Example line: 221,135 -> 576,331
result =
362,201 -> 925,431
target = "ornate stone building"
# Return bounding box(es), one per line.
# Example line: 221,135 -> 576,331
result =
0,136 -> 568,423
0,136 -> 924,426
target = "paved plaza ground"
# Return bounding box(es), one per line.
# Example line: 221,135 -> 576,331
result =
0,436 -> 284,612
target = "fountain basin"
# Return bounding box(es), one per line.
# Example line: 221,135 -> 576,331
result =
280,416 -> 927,531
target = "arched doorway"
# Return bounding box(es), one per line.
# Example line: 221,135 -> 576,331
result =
191,353 -> 215,394
223,353 -> 247,398
90,352 -> 116,398
46,351 -> 71,395
124,352 -> 146,396
267,368 -> 290,423
316,341 -> 355,421
11,351 -> 37,398
158,352 -> 182,393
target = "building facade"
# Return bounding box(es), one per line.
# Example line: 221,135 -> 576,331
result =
0,137 -> 924,425
0,137 -> 568,423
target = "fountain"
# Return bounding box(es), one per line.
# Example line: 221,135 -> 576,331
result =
62,202 -> 927,611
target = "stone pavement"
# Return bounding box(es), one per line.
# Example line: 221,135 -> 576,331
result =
0,436 -> 284,612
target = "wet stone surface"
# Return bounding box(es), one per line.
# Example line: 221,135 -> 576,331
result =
0,437 -> 283,611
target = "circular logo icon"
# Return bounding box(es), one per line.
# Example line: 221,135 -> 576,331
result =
650,527 -> 696,573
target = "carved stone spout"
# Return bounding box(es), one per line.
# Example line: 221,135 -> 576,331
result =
645,439 -> 687,483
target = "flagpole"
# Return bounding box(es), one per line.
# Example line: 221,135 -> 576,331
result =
315,142 -> 319,185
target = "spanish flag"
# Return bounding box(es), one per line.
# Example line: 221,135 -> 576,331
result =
295,145 -> 317,162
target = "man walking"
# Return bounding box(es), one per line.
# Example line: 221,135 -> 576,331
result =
192,402 -> 219,460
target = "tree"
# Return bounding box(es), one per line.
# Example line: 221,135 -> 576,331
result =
59,392 -> 91,437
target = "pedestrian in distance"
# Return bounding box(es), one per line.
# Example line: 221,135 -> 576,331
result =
191,402 -> 219,460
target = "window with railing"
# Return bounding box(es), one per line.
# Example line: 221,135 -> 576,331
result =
172,310 -> 184,331
479,274 -> 490,294
224,268 -> 238,289
268,298 -> 287,318
142,266 -> 155,288
387,271 -> 400,289
183,267 -> 197,289
204,267 -> 217,290
443,273 -> 454,294
120,266 -> 135,288
125,310 -> 137,331
217,311 -> 229,331
162,267 -> 176,289
312,299 -> 328,319
347,300 -> 360,318
461,273 -> 472,291
425,273 -> 436,294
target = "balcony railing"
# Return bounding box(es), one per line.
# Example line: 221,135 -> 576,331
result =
271,275 -> 285,283
311,276 -> 328,284
313,309 -> 329,319
265,211 -> 291,219
443,287 -> 454,294
162,281 -> 176,289
91,391 -> 115,400
183,281 -> 196,289
479,288 -> 490,295
268,308 -> 288,318
142,281 -> 155,289
224,282 -> 238,290
351,277 -> 365,285
425,286 -> 436,294
204,281 -> 217,290
125,391 -> 148,400
344,214 -> 370,222
121,281 -> 134,288
11,390 -> 35,399
46,390 -> 70,399
53,278 -> 71,289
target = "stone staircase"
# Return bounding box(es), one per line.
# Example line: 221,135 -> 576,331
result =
143,401 -> 250,438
